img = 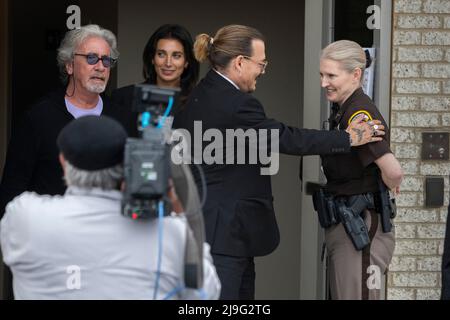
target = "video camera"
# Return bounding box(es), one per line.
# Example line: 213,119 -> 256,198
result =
122,85 -> 180,220
121,84 -> 205,289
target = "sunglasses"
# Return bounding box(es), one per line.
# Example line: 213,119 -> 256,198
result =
74,53 -> 117,68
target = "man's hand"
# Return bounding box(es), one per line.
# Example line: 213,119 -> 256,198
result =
168,179 -> 184,215
345,114 -> 385,147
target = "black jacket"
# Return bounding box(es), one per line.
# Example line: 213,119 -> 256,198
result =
0,89 -> 129,218
322,88 -> 391,196
173,70 -> 351,257
110,84 -> 140,138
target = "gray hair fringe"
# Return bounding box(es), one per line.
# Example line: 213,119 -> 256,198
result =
57,24 -> 119,83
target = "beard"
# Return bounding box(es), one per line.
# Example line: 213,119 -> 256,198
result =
86,81 -> 106,93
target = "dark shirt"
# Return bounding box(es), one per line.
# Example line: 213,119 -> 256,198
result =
110,84 -> 140,138
321,87 -> 391,196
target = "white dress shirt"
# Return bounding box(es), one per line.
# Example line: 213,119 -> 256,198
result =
0,187 -> 221,300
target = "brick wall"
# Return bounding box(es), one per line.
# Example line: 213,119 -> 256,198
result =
388,0 -> 450,300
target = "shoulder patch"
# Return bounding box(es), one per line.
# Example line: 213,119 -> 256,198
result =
348,109 -> 373,125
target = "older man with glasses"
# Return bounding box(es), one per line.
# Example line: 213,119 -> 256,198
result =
0,24 -> 127,299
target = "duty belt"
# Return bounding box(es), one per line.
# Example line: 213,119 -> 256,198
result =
311,187 -> 396,251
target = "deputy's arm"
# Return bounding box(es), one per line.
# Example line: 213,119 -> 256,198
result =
374,153 -> 403,192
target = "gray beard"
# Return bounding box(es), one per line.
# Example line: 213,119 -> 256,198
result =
86,82 -> 106,93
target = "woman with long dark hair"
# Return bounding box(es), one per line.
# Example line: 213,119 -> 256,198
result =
112,24 -> 199,136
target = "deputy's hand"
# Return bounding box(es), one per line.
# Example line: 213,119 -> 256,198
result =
346,114 -> 385,147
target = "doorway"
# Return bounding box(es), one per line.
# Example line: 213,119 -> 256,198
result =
8,0 -> 118,125
117,0 -> 306,299
0,0 -> 118,299
1,0 -> 306,299
300,0 -> 393,300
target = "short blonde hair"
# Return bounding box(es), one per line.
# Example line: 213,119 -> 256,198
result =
321,40 -> 368,83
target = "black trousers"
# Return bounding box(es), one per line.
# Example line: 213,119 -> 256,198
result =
212,254 -> 255,300
2,264 -> 13,300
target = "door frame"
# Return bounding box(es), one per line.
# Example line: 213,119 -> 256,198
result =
300,0 -> 331,299
373,0 -> 393,125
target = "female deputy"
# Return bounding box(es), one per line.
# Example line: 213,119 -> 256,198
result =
319,40 -> 403,300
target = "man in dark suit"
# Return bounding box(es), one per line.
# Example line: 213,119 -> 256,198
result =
173,24 -> 384,300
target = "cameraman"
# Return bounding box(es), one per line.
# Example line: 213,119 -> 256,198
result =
0,116 -> 220,300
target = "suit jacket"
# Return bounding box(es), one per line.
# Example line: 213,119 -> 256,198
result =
0,89 -> 130,218
173,70 -> 351,257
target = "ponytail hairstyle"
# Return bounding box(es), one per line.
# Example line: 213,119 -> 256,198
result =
194,24 -> 265,71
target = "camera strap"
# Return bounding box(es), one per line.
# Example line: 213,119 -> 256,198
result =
171,158 -> 205,289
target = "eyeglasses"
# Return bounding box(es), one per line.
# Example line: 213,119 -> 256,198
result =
242,56 -> 268,72
74,53 -> 117,68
